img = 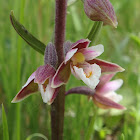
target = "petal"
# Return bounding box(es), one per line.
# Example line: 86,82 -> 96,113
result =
44,42 -> 58,68
73,63 -> 101,89
96,73 -> 115,89
34,64 -> 56,84
88,58 -> 125,73
65,48 -> 78,63
39,81 -> 56,104
65,86 -> 95,96
71,39 -> 90,49
103,91 -> 123,103
93,93 -> 126,110
12,80 -> 38,103
98,79 -> 123,94
79,44 -> 104,61
51,62 -> 71,88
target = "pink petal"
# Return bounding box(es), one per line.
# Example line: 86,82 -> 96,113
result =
12,80 -> 38,103
98,79 -> 123,94
65,48 -> 78,63
34,64 -> 56,84
96,73 -> 115,89
51,62 -> 71,88
79,44 -> 104,61
71,39 -> 90,50
88,58 -> 125,73
93,93 -> 126,110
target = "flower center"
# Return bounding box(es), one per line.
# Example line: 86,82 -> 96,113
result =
71,52 -> 85,65
85,71 -> 92,78
42,80 -> 49,92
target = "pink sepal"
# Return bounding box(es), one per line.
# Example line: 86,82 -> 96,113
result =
34,64 -> 56,84
88,58 -> 125,73
51,62 -> 71,88
93,93 -> 126,110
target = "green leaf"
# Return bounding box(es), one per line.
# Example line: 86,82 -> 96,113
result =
2,104 -> 9,140
26,133 -> 48,140
10,11 -> 46,55
130,34 -> 140,46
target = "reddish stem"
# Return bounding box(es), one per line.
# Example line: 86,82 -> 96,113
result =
51,0 -> 67,140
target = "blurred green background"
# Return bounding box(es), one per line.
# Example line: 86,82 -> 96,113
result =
0,0 -> 140,139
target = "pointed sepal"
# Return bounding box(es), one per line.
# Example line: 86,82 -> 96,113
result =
51,62 -> 71,88
88,58 -> 125,73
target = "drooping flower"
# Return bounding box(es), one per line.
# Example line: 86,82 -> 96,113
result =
12,64 -> 59,104
66,74 -> 126,110
51,39 -> 124,90
12,43 -> 60,104
84,0 -> 118,28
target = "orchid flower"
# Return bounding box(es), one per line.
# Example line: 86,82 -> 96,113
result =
84,0 -> 118,28
52,39 -> 124,90
12,43 -> 60,105
66,74 -> 126,110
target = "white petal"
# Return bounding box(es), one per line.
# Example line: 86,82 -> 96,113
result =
103,91 -> 123,103
73,64 -> 101,89
39,83 -> 55,104
65,48 -> 78,63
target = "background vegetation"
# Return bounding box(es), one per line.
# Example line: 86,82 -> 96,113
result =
0,0 -> 140,139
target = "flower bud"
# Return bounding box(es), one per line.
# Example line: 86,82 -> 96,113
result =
84,0 -> 118,28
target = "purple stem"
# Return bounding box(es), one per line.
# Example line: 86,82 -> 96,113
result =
65,86 -> 95,96
51,0 -> 67,140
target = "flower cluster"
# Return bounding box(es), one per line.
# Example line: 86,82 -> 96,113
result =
12,0 -> 125,110
12,39 -> 125,109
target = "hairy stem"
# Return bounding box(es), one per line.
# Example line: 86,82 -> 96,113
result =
51,0 -> 67,140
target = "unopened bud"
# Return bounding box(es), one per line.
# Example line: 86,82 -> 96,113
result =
84,0 -> 118,28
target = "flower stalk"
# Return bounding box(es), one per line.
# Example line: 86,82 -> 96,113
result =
51,0 -> 67,139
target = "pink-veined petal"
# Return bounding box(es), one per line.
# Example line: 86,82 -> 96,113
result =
12,80 -> 38,103
103,91 -> 123,103
73,63 -> 101,89
71,39 -> 90,49
98,79 -> 123,94
65,48 -> 78,63
51,62 -> 71,88
34,64 -> 56,84
88,58 -> 125,73
96,73 -> 115,90
93,93 -> 126,110
79,44 -> 104,61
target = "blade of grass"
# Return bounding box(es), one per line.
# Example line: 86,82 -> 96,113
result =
2,104 -> 9,140
85,106 -> 98,140
26,133 -> 48,140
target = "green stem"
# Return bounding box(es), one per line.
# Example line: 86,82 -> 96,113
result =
16,0 -> 25,140
85,106 -> 98,140
87,21 -> 103,44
